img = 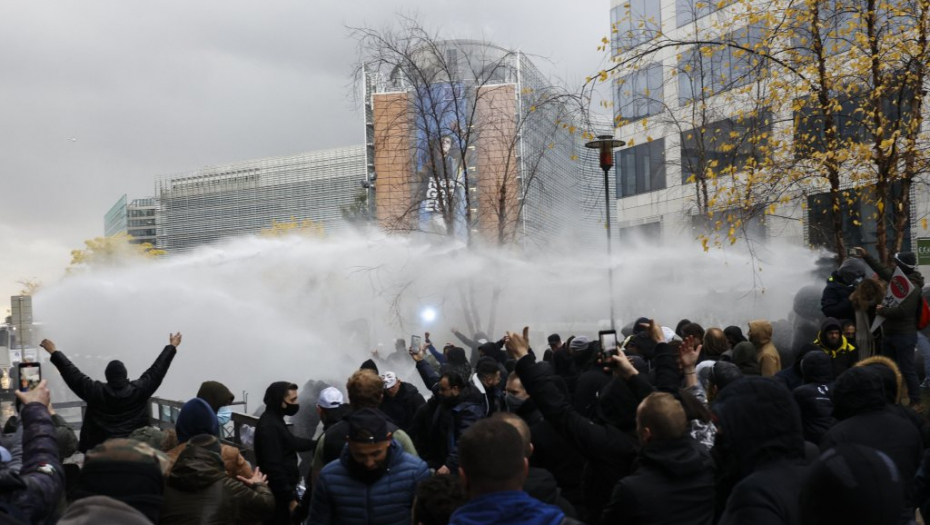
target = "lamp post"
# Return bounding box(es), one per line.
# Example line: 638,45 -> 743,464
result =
585,134 -> 626,331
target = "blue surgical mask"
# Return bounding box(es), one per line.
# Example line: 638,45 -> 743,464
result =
217,406 -> 233,426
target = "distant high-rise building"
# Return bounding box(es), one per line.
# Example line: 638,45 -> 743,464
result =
155,146 -> 366,253
104,194 -> 158,246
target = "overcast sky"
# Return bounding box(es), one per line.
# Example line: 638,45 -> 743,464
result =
0,1 -> 610,308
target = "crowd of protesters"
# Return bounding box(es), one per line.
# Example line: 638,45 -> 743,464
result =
1,247 -> 930,524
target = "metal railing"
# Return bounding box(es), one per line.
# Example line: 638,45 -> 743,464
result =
148,396 -> 260,464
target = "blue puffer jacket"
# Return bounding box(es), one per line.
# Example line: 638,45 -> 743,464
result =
449,490 -> 567,525
309,440 -> 430,525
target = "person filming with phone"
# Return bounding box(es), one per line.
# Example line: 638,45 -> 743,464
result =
39,333 -> 182,453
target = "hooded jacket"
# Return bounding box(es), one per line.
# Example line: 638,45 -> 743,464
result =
862,252 -> 926,334
254,382 -> 315,503
160,444 -> 275,525
166,397 -> 253,480
602,436 -> 715,525
804,318 -> 858,377
731,342 -> 761,376
0,403 -> 64,525
309,440 -> 429,525
449,490 -> 572,525
713,377 -> 808,525
50,346 -> 177,452
821,367 -> 922,515
196,381 -> 234,414
748,321 -> 781,376
821,265 -> 861,321
379,381 -> 425,432
792,351 -> 835,445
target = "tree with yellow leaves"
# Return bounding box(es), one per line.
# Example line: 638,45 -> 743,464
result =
259,218 -> 326,238
69,232 -> 165,271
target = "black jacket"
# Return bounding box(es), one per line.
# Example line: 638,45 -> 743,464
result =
602,436 -> 714,525
408,392 -> 484,472
792,351 -> 835,445
50,346 -> 176,453
517,403 -> 585,508
379,382 -> 425,432
822,367 -> 923,513
821,272 -> 856,321
515,354 -> 646,525
713,377 -> 809,525
524,467 -> 578,519
254,383 -> 314,504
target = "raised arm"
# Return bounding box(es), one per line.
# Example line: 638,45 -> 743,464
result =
10,381 -> 64,524
855,248 -> 892,282
43,339 -> 100,402
135,332 -> 180,397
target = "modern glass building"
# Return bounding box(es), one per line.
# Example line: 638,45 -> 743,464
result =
104,194 -> 158,246
155,146 -> 366,253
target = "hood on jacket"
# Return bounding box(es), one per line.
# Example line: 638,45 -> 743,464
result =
732,342 -> 761,376
640,436 -> 712,477
196,381 -> 234,414
360,359 -> 379,374
591,377 -> 639,432
263,381 -> 295,414
832,367 -> 886,420
800,351 -> 833,384
837,258 -> 868,285
105,360 -> 129,387
855,356 -> 904,405
166,442 -> 226,492
450,490 -> 564,525
723,326 -> 748,347
711,377 -> 805,476
748,320 -> 773,347
58,496 -> 153,525
175,398 -> 219,444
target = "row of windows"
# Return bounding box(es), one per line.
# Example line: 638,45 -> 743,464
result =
610,0 -> 730,54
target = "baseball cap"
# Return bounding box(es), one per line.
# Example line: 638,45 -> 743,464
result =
381,372 -> 398,390
316,387 -> 344,409
346,408 -> 390,443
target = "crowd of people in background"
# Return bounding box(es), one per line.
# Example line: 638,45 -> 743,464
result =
1,246 -> 929,524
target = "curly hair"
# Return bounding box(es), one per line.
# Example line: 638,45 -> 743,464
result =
346,369 -> 384,409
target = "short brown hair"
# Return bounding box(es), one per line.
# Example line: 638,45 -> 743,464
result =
703,328 -> 729,357
346,370 -> 384,409
637,392 -> 687,442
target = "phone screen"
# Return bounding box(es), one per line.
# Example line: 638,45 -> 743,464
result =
18,363 -> 41,393
410,335 -> 422,352
599,330 -> 618,355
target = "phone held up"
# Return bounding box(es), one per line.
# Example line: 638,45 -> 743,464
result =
599,330 -> 618,359
409,335 -> 422,355
18,362 -> 41,393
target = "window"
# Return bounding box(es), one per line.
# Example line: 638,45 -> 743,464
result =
676,0 -> 729,27
680,111 -> 772,183
617,138 -> 666,197
611,1 -> 662,52
616,63 -> 664,123
807,183 -> 911,254
677,26 -> 765,104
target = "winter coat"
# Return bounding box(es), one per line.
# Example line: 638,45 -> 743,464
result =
57,496 -> 152,525
863,252 -> 926,335
803,324 -> 858,378
515,354 -> 644,525
792,351 -> 835,445
821,272 -> 857,321
449,490 -> 577,525
713,378 -> 808,525
318,412 -> 415,468
602,436 -> 715,525
379,382 -> 425,432
408,391 -> 483,472
50,346 -> 177,453
0,403 -> 64,525
822,367 -> 922,512
732,342 -> 761,376
309,440 -> 429,525
748,321 -> 781,376
167,442 -> 252,480
254,383 -> 315,504
524,467 -> 578,519
517,403 -> 585,509
160,444 -> 275,525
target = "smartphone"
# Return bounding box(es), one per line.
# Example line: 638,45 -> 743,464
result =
18,362 -> 41,393
847,248 -> 857,256
599,330 -> 618,357
410,335 -> 422,354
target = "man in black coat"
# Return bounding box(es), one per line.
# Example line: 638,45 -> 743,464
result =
820,258 -> 866,322
792,350 -> 835,445
378,371 -> 425,432
40,334 -> 180,453
255,381 -> 315,525
821,366 -> 923,522
602,392 -> 714,525
713,377 -> 809,525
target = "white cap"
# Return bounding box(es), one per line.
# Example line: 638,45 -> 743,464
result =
316,387 -> 344,409
381,371 -> 398,390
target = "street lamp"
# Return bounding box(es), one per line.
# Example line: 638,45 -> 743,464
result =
585,134 -> 626,331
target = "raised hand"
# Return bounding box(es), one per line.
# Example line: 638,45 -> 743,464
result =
680,335 -> 701,370
504,326 -> 530,360
39,339 -> 57,355
169,332 -> 183,347
15,379 -> 50,408
605,352 -> 638,380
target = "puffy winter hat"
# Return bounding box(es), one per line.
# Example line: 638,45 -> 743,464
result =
894,252 -> 917,272
800,444 -> 903,525
105,360 -> 128,384
317,386 -> 344,409
381,372 -> 398,390
175,398 -> 218,444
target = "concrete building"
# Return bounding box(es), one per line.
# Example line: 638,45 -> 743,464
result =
104,195 -> 159,246
155,146 -> 366,253
609,0 -> 930,262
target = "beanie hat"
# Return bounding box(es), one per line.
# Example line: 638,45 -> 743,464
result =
175,398 -> 219,443
105,361 -> 128,385
569,336 -> 590,352
800,444 -> 903,525
894,252 -> 917,272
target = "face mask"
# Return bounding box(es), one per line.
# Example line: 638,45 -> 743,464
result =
283,402 -> 300,417
505,393 -> 527,413
216,406 -> 233,425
